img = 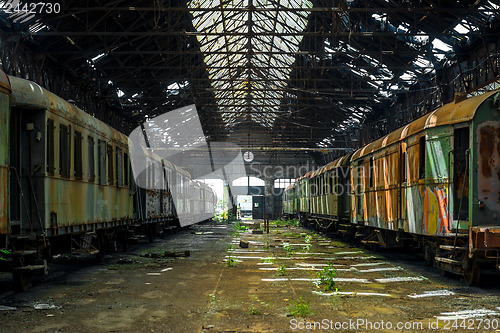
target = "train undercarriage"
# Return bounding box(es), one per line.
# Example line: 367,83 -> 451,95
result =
296,213 -> 500,286
0,218 -> 184,291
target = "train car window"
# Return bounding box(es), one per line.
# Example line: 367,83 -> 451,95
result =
116,147 -> 123,187
357,161 -> 363,216
98,140 -> 106,185
332,171 -> 336,194
46,119 -> 54,175
88,136 -> 95,182
178,175 -> 183,194
149,163 -> 152,189
59,124 -> 70,178
419,136 -> 426,179
74,131 -> 83,179
369,157 -> 374,188
123,152 -> 129,186
107,144 -> 114,185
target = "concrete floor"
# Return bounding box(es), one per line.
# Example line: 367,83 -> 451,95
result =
1,220 -> 500,332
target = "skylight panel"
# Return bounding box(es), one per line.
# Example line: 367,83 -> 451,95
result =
189,0 -> 312,127
432,38 -> 453,52
454,23 -> 470,34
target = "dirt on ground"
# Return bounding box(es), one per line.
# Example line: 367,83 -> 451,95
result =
1,220 -> 500,333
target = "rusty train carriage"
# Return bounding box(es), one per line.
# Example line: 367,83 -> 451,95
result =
8,76 -> 134,237
0,72 -> 217,291
283,89 -> 500,285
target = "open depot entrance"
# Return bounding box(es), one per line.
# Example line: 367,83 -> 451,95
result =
233,177 -> 265,220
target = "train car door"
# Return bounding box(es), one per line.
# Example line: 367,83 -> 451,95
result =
453,127 -> 470,228
398,143 -> 407,230
252,195 -> 264,219
9,108 -> 45,234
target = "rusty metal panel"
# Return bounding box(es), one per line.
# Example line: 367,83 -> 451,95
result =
470,227 -> 500,249
0,70 -> 10,95
352,89 -> 500,162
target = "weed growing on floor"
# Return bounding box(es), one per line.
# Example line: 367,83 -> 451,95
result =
263,256 -> 276,264
303,235 -> 312,252
248,296 -> 272,315
288,297 -> 313,318
283,242 -> 295,256
274,217 -> 300,228
226,243 -> 238,267
248,305 -> 261,315
315,262 -> 338,292
226,255 -> 238,267
234,221 -> 249,232
277,264 -> 288,276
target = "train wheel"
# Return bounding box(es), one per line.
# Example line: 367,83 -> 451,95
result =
463,261 -> 480,286
13,270 -> 31,292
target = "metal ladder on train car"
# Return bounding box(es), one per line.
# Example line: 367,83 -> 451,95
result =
7,167 -> 48,291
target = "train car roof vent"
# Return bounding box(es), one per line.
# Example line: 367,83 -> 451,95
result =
454,92 -> 467,103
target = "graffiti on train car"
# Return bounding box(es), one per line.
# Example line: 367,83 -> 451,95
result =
423,187 -> 451,235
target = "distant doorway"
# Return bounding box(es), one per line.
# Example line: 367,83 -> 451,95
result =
252,195 -> 265,219
237,195 -> 253,220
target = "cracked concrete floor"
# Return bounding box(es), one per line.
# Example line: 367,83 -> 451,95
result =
0,220 -> 500,333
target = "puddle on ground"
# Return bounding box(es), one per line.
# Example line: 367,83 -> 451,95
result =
408,290 -> 455,298
375,276 -> 427,283
261,277 -> 371,283
436,308 -> 500,320
313,291 -> 393,297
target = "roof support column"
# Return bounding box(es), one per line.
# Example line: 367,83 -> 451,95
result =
264,176 -> 276,220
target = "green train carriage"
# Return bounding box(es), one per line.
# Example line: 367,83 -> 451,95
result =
306,154 -> 352,231
282,182 -> 297,218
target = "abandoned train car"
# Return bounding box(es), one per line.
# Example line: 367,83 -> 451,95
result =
284,89 -> 500,285
0,72 -> 217,291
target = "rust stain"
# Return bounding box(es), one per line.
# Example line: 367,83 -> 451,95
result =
479,125 -> 495,178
